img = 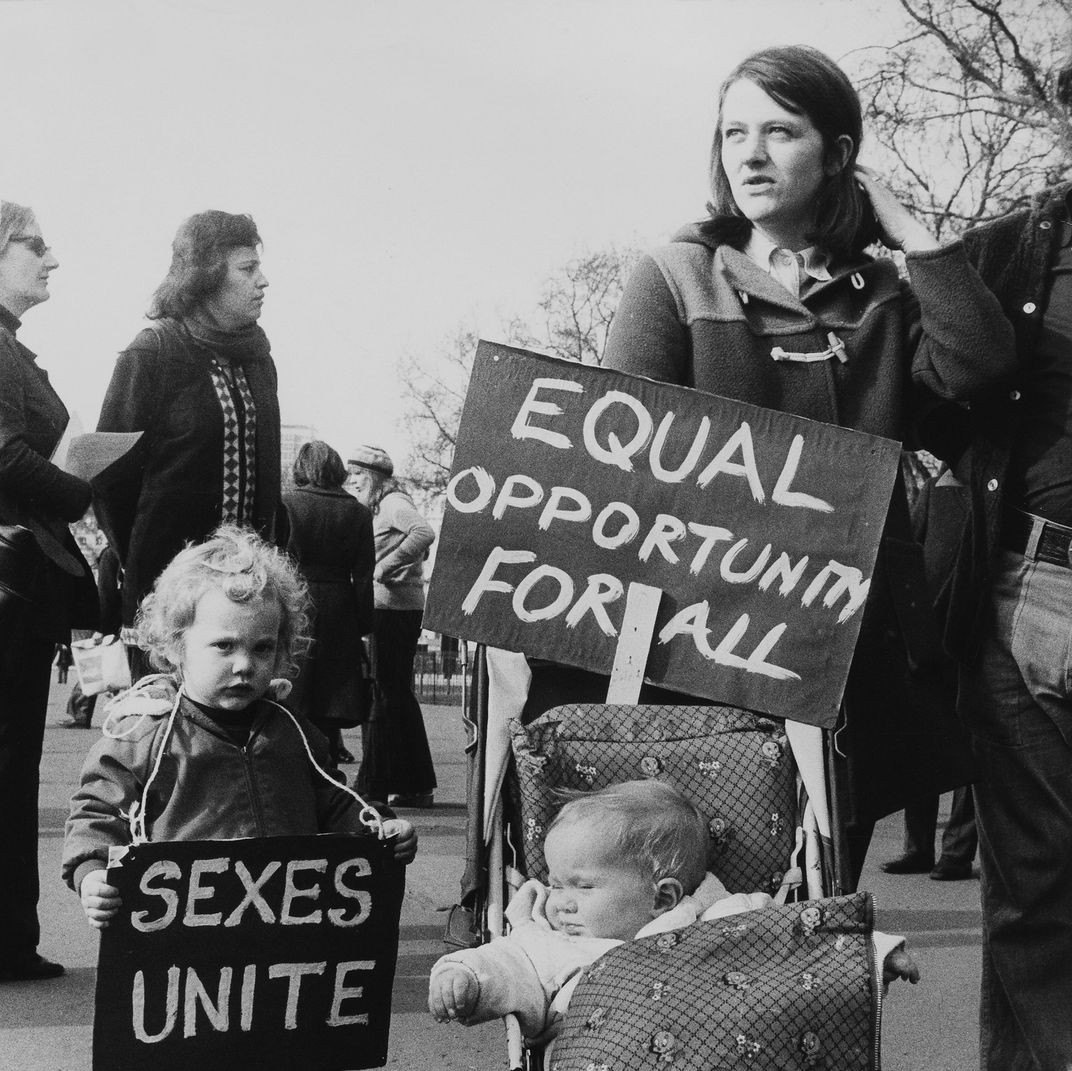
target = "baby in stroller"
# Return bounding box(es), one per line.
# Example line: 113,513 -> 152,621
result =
429,779 -> 919,1047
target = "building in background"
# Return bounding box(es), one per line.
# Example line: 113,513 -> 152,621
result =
280,423 -> 318,485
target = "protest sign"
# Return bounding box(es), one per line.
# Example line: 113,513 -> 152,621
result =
424,341 -> 902,727
93,833 -> 405,1071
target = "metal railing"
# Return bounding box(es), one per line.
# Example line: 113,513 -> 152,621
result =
412,647 -> 472,705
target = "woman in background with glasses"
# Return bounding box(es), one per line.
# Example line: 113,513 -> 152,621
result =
0,201 -> 97,981
94,211 -> 281,674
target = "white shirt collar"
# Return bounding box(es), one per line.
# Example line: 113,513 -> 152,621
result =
743,230 -> 832,290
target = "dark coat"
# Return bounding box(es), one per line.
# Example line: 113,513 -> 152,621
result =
94,317 -> 281,624
0,308 -> 96,640
924,182 -> 1069,664
283,486 -> 375,726
595,228 -> 1018,825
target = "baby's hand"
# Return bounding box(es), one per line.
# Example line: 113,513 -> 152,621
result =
382,818 -> 418,864
883,946 -> 921,987
80,869 -> 122,929
429,965 -> 479,1023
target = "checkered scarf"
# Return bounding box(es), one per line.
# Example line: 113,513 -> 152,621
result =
182,317 -> 267,526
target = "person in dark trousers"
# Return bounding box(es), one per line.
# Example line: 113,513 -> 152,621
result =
924,54 -> 1072,1068
0,200 -> 97,981
882,469 -> 977,882
348,445 -> 437,809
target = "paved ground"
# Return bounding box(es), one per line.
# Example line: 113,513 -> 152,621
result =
0,680 -> 983,1070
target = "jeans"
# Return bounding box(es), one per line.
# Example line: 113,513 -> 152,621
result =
958,551 -> 1072,1071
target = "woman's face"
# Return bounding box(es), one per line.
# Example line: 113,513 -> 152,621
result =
202,245 -> 268,329
720,78 -> 844,250
0,215 -> 59,317
346,468 -> 375,506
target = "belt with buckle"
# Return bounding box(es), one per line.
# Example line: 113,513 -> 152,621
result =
1001,508 -> 1072,569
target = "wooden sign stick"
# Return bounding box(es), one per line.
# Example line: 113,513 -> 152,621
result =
605,582 -> 663,705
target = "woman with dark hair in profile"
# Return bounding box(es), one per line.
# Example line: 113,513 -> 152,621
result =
94,211 -> 280,670
282,440 -> 375,766
594,45 -> 1017,886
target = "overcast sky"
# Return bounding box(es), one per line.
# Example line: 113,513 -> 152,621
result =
2,0 -> 897,468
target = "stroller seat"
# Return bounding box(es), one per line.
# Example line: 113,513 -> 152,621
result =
510,703 -> 801,899
472,701 -> 878,1069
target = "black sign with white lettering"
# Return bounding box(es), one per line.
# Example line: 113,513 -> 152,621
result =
423,342 -> 901,727
93,834 -> 405,1071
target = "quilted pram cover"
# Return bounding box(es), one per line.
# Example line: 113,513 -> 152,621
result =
550,891 -> 878,1071
510,704 -> 799,896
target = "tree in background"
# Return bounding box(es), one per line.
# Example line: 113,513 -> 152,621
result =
398,246 -> 640,504
850,0 -> 1072,239
521,246 -> 641,366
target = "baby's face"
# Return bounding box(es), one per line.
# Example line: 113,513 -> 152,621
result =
543,822 -> 657,941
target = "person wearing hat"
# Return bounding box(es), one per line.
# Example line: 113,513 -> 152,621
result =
347,445 -> 437,808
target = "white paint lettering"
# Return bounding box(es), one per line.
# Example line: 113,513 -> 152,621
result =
328,961 -> 375,1027
685,522 -> 734,575
512,565 -> 574,623
537,486 -> 592,531
461,548 -> 537,615
445,466 -> 496,514
564,574 -> 624,636
510,377 -> 583,449
267,962 -> 326,1030
591,502 -> 640,550
224,860 -> 281,926
696,422 -> 765,503
131,860 -> 182,933
582,391 -> 654,472
183,857 -> 228,927
649,412 -> 711,483
492,474 -> 544,520
637,514 -> 687,565
280,859 -> 326,925
132,966 -> 179,1043
771,434 -> 834,512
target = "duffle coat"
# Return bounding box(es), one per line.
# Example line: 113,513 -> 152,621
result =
594,224 -> 1018,826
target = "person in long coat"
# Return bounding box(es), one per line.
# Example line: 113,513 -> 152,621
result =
0,200 -> 97,981
94,211 -> 281,659
283,441 -> 375,764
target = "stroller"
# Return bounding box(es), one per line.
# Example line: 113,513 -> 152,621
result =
449,645 -> 885,1071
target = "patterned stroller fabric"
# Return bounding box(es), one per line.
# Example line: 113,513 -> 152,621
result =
550,891 -> 878,1071
510,704 -> 798,896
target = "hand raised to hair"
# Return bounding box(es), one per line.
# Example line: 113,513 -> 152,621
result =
855,166 -> 939,254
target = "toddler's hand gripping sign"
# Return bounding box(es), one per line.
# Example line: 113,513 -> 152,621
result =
93,834 -> 405,1070
424,342 -> 901,728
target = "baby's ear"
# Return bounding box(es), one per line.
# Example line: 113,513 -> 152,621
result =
652,878 -> 684,915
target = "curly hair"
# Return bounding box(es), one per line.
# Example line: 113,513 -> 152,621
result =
135,525 -> 310,678
547,780 -> 710,895
148,210 -> 262,320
